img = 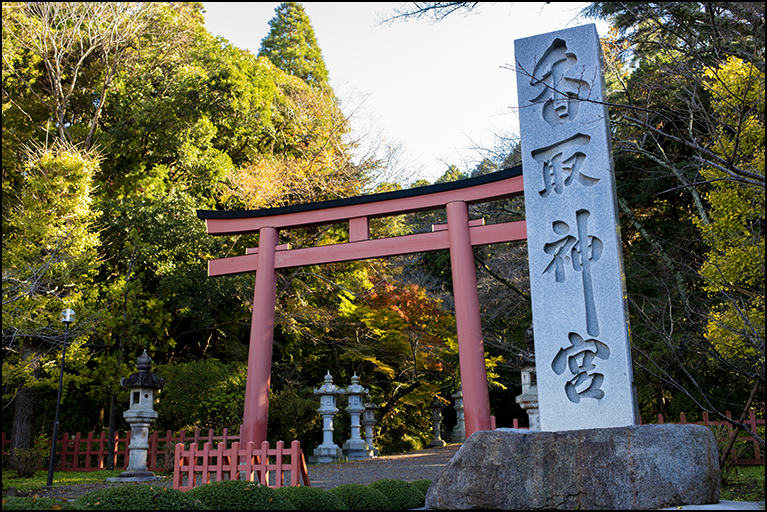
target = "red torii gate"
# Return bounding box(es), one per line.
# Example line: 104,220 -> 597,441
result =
197,166 -> 526,447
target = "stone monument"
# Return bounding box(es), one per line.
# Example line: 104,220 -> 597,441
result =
516,23 -> 638,431
450,387 -> 465,443
515,366 -> 540,430
361,401 -> 380,457
341,373 -> 375,460
515,325 -> 540,429
425,24 -> 720,509
106,350 -> 164,482
309,371 -> 344,464
428,396 -> 447,447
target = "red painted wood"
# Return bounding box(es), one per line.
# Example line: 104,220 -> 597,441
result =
207,221 -> 527,276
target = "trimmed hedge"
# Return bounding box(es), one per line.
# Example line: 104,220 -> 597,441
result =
327,483 -> 393,510
2,476 -> 435,510
70,484 -> 206,510
367,479 -> 425,510
275,485 -> 348,510
2,496 -> 73,510
185,480 -> 294,510
410,479 -> 432,497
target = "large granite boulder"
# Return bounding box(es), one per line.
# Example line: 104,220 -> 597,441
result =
425,424 -> 720,510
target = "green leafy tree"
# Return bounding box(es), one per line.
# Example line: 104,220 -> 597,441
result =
1,2 -> 166,150
2,142 -> 100,460
585,2 -> 764,451
696,55 -> 764,399
258,2 -> 330,89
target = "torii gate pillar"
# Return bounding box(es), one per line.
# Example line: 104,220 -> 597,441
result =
447,201 -> 492,434
242,226 -> 278,447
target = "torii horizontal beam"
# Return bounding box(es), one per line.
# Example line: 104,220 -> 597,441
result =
206,220 -> 526,275
197,166 -> 526,448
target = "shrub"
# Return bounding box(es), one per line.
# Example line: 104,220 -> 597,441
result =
410,479 -> 432,497
1,496 -> 72,510
367,479 -> 425,510
275,486 -> 347,510
186,480 -> 294,510
6,434 -> 48,478
5,448 -> 45,479
327,483 -> 392,510
71,484 -> 206,510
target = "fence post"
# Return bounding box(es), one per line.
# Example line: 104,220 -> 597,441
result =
229,441 -> 240,481
290,440 -> 300,487
73,432 -> 83,470
295,441 -> 310,487
213,441 -> 225,483
275,440 -> 284,488
172,443 -> 186,491
84,432 -> 95,470
189,442 -> 199,490
244,441 -> 257,483
199,442 -> 210,486
258,441 -> 269,486
97,432 -> 106,469
147,431 -> 158,472
57,432 -> 69,470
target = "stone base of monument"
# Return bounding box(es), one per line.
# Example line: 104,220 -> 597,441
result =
308,444 -> 345,464
425,424 -> 720,510
343,438 -> 374,461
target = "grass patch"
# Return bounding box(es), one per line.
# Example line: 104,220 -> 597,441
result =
2,469 -> 158,494
720,465 -> 765,502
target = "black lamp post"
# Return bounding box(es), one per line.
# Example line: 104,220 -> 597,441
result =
46,308 -> 75,488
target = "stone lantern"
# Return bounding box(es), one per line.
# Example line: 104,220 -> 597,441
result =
342,373 -> 373,460
515,325 -> 540,430
451,387 -> 466,443
361,401 -> 379,457
516,366 -> 540,430
310,371 -> 344,463
429,396 -> 447,447
108,350 -> 164,481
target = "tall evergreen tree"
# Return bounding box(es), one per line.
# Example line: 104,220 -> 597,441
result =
258,2 -> 329,89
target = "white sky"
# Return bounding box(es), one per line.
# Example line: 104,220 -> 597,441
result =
202,2 -> 608,183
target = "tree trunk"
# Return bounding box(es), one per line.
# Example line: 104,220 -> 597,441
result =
9,342 -> 41,467
107,393 -> 116,470
10,386 -> 38,451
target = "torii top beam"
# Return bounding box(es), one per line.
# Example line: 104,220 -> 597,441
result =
197,165 -> 526,275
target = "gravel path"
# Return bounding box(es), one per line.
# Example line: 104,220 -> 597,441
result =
307,444 -> 461,489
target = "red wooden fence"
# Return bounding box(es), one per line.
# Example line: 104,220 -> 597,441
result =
2,410 -> 764,470
173,440 -> 310,492
1,426 -> 246,472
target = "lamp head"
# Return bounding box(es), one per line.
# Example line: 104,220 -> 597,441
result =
60,309 -> 76,324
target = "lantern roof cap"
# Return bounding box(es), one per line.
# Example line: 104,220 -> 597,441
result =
121,350 -> 165,390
